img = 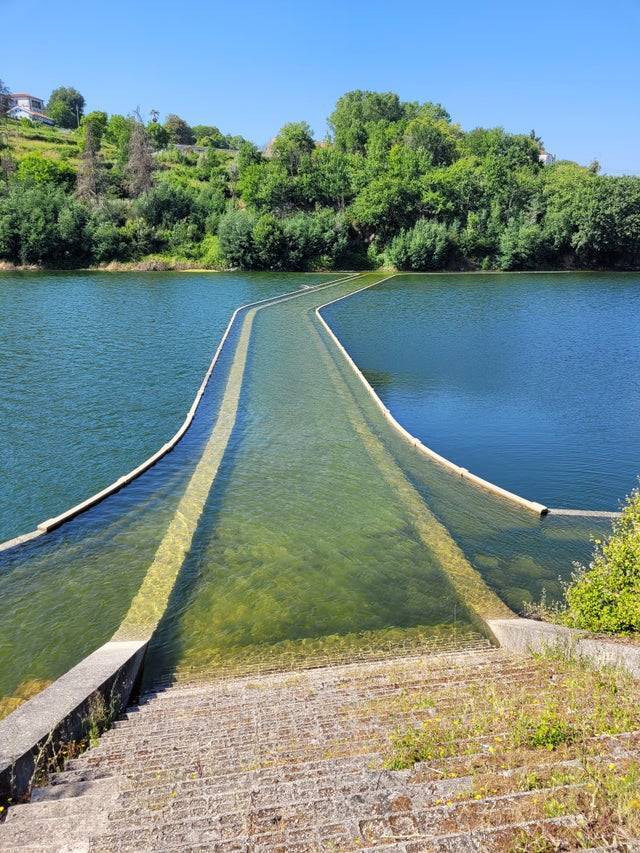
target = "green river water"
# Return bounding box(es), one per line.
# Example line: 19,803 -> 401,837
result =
0,273 -> 610,711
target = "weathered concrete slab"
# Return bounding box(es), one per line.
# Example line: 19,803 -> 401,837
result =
0,639 -> 146,799
488,617 -> 640,678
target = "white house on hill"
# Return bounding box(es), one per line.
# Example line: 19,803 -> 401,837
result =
7,93 -> 54,125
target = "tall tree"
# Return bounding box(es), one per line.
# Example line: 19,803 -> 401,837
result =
328,90 -> 406,153
269,122 -> 315,175
126,117 -> 154,197
76,123 -> 101,201
78,111 -> 108,148
164,114 -> 195,145
47,86 -> 85,128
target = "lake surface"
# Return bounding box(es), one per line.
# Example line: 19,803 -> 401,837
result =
0,272 -> 614,713
325,273 -> 640,511
0,271 -> 326,541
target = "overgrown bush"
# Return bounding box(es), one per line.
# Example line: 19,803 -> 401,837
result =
387,219 -> 456,270
218,209 -> 256,268
562,488 -> 640,633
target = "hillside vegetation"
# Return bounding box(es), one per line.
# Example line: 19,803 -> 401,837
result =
1,90 -> 640,271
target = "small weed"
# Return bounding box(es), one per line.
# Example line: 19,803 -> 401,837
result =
542,797 -> 567,818
509,831 -> 557,852
513,707 -> 578,751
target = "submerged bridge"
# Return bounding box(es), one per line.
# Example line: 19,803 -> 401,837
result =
0,273 -> 631,850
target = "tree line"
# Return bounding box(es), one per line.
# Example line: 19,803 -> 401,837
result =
1,85 -> 639,271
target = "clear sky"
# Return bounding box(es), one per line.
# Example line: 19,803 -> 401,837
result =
2,0 -> 639,173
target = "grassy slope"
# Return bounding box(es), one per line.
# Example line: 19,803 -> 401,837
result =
2,120 -> 235,269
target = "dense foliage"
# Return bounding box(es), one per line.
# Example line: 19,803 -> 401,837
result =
46,86 -> 85,129
561,489 -> 640,634
1,88 -> 640,270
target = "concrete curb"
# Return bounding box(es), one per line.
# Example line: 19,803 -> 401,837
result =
0,273 -> 360,554
315,281 -> 549,516
488,618 -> 640,678
0,640 -> 147,800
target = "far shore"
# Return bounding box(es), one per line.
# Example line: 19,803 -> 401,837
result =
1,260 -> 640,275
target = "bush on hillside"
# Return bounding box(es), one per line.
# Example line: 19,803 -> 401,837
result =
387,219 -> 456,270
562,488 -> 640,633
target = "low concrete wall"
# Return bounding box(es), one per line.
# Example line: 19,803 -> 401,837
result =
0,640 -> 147,800
316,283 -> 549,516
488,617 -> 640,679
0,273 -> 362,803
0,273 -> 359,554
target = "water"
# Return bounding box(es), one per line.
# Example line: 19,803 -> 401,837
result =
325,273 -> 640,511
0,272 -> 614,712
0,271 -> 326,542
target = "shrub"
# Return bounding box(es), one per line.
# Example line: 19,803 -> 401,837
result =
16,153 -> 76,190
133,182 -> 194,228
513,707 -> 578,750
198,234 -> 225,268
387,219 -> 455,270
562,488 -> 640,633
0,184 -> 89,265
498,215 -> 546,270
218,209 -> 256,268
252,213 -> 286,269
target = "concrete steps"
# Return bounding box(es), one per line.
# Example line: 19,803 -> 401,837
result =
1,646 -> 639,850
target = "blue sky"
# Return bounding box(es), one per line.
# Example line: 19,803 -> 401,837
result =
3,0 -> 639,173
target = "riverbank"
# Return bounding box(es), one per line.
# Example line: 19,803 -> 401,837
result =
4,260 -> 640,274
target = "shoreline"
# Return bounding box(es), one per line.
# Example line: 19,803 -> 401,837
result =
2,261 -> 640,275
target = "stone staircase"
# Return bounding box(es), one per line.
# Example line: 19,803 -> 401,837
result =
2,645 -> 640,851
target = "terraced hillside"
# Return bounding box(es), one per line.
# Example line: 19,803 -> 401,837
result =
2,645 -> 639,851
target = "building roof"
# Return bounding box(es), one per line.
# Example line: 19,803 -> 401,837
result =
8,105 -> 53,122
10,93 -> 42,99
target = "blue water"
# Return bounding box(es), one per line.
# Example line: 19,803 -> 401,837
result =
0,270 -> 616,713
0,271 -> 329,542
325,273 -> 640,511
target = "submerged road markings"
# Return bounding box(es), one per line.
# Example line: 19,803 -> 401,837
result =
115,309 -> 255,638
308,307 -> 513,624
114,274 -> 362,640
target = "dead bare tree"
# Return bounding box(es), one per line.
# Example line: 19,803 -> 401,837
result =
126,111 -> 154,197
76,123 -> 101,201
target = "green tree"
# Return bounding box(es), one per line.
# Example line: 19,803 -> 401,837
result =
47,86 -> 85,128
0,184 -> 89,264
252,213 -> 286,269
192,125 -> 227,148
147,122 -> 170,150
218,209 -> 256,267
104,114 -> 134,148
403,111 -> 463,167
348,175 -> 421,243
134,183 -> 194,228
498,214 -> 545,269
298,146 -> 352,209
388,219 -> 455,270
78,111 -> 108,149
164,114 -> 195,145
270,122 -> 315,175
236,141 -> 263,174
329,90 -> 406,153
